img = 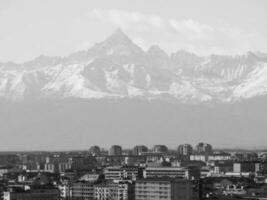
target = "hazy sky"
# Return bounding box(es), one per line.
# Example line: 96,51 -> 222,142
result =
0,0 -> 267,63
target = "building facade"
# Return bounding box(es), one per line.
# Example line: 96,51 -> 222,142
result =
89,146 -> 101,156
104,166 -> 142,180
133,145 -> 148,156
196,143 -> 213,155
144,167 -> 189,179
4,187 -> 60,200
135,178 -> 193,200
94,182 -> 134,200
71,181 -> 95,200
152,145 -> 168,153
177,144 -> 193,156
110,145 -> 122,156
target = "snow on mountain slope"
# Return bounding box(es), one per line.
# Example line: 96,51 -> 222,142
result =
0,29 -> 267,103
232,63 -> 267,99
0,70 -> 27,100
42,63 -> 109,99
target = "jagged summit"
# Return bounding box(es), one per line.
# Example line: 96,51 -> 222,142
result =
106,28 -> 131,43
90,28 -> 144,57
171,50 -> 199,59
147,45 -> 169,59
171,50 -> 202,69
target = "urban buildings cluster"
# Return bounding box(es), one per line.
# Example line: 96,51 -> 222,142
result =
0,143 -> 267,199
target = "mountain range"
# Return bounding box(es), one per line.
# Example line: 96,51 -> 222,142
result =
1,29 -> 267,150
1,29 -> 267,103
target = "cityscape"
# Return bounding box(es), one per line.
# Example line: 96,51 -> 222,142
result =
1,0 -> 267,199
0,144 -> 267,199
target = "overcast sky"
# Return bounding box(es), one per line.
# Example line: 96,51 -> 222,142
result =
0,0 -> 267,63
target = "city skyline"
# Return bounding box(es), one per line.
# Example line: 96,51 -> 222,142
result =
1,1 -> 267,199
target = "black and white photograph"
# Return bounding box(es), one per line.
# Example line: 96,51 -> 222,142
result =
0,0 -> 267,199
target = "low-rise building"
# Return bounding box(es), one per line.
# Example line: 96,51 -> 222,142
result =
109,145 -> 122,156
144,167 -> 189,179
71,181 -> 95,200
177,144 -> 193,156
190,154 -> 208,162
233,161 -> 260,173
133,145 -> 148,156
3,185 -> 60,200
135,177 -> 193,200
104,166 -> 142,180
58,183 -> 71,199
94,181 -> 134,200
208,152 -> 231,161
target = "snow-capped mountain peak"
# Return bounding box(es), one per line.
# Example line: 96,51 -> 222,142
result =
90,28 -> 144,57
0,29 -> 267,103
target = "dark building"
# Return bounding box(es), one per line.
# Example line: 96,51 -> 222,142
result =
133,145 -> 148,156
4,185 -> 60,200
69,156 -> 97,171
109,145 -> 122,156
233,152 -> 258,161
0,154 -> 19,166
196,143 -> 213,155
152,145 -> 168,153
233,161 -> 260,173
89,146 -> 101,156
177,144 -> 193,156
211,160 -> 233,173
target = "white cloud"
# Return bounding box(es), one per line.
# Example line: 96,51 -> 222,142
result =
87,8 -> 267,55
88,8 -> 165,31
168,19 -> 215,41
